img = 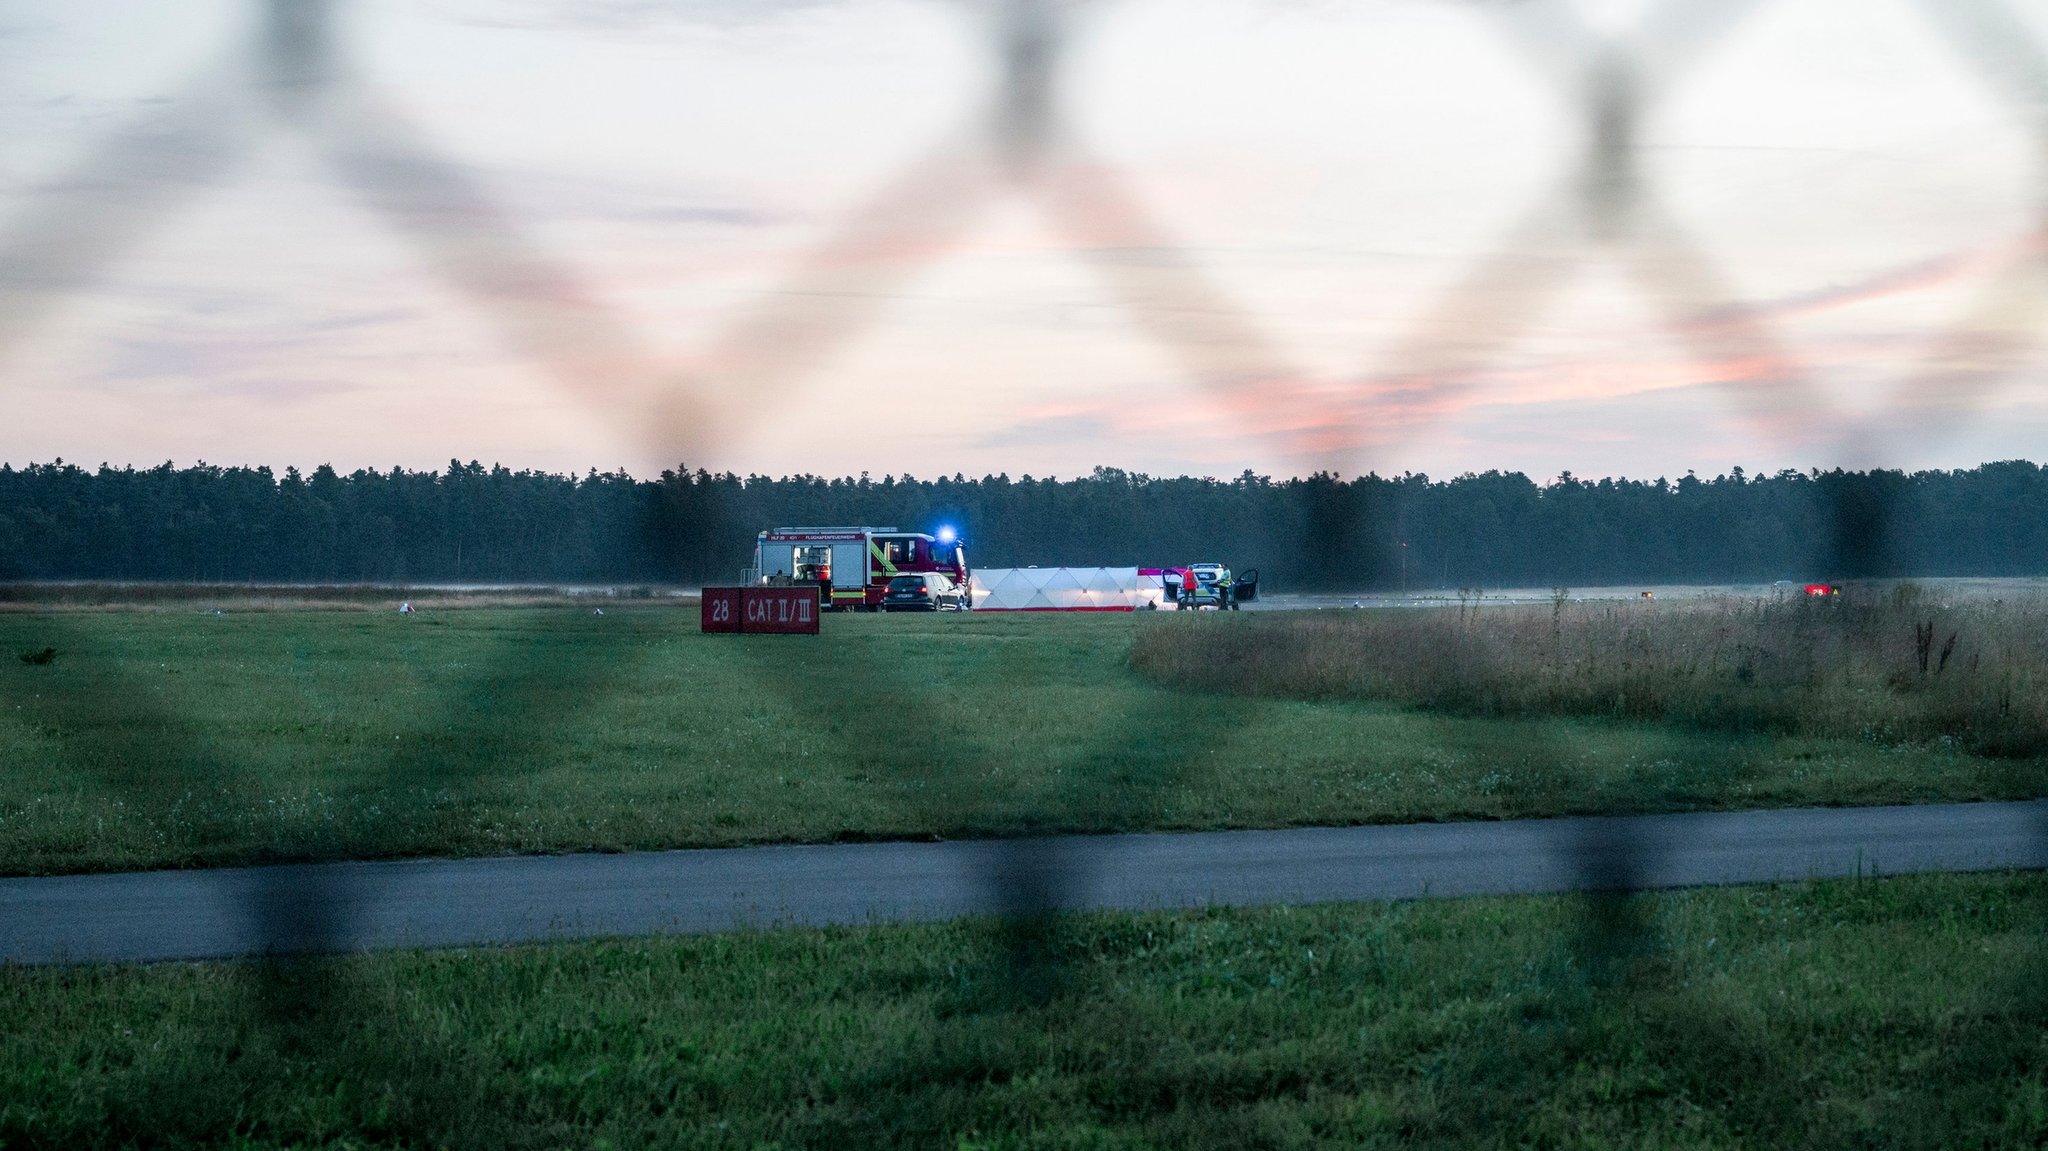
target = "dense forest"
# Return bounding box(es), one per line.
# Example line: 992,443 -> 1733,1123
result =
2,458 -> 2045,590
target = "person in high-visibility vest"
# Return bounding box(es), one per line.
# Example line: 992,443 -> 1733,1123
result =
1216,568 -> 1236,610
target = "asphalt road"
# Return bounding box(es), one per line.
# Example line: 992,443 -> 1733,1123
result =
6,801 -> 2047,965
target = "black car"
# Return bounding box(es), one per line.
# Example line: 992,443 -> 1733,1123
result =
883,573 -> 969,611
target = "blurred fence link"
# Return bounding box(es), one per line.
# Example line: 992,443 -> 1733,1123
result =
3,0 -> 2048,1143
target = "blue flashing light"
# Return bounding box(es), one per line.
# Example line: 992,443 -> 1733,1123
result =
936,526 -> 958,544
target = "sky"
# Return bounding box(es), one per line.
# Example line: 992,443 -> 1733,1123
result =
2,0 -> 2047,483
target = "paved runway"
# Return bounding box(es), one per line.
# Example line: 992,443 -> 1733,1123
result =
6,800 -> 2046,965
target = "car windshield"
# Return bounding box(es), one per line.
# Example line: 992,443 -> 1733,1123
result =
887,576 -> 924,590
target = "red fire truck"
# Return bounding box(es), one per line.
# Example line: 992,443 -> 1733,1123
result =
752,526 -> 971,611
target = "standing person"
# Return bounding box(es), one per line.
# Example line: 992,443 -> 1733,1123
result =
1217,568 -> 1236,610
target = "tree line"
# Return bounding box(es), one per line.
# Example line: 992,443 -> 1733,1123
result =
2,458 -> 2045,590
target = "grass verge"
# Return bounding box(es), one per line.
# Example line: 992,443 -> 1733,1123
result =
0,582 -> 689,612
1134,589 -> 2048,755
2,607 -> 2044,875
4,871 -> 2046,1148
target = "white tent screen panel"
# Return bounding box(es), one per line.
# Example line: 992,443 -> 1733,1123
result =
969,568 -> 1143,611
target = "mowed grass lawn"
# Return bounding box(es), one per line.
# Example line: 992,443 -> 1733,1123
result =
4,872 -> 2046,1148
1,606 -> 2043,875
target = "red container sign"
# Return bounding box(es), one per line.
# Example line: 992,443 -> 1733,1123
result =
741,586 -> 820,634
700,587 -> 742,633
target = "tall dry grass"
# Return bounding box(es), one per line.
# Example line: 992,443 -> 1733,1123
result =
1131,587 -> 2048,756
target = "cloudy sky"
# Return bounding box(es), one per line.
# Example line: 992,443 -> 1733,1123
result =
2,0 -> 2047,481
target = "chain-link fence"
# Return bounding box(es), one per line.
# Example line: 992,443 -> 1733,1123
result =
4,0 -> 2048,1143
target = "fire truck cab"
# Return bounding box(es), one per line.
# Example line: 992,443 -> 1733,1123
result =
753,526 -> 971,611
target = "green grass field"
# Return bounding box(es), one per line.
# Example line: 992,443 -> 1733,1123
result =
3,606 -> 2044,876
4,871 -> 2045,1149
